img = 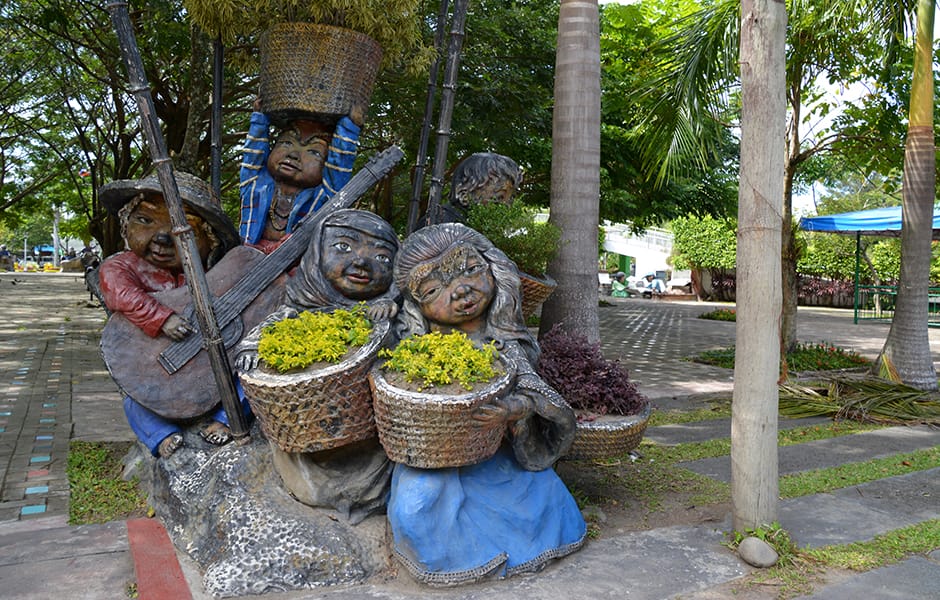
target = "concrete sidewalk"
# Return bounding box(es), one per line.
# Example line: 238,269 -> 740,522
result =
0,272 -> 938,599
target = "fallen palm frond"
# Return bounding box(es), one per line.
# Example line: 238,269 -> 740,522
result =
779,377 -> 940,424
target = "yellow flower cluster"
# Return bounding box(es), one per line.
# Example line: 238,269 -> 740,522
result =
379,331 -> 498,391
258,306 -> 372,373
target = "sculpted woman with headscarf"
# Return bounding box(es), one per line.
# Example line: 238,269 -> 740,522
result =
235,209 -> 400,523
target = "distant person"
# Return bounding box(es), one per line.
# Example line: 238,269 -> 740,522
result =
0,245 -> 12,271
642,272 -> 666,297
610,271 -> 630,297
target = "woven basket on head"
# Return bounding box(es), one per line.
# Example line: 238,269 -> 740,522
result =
259,23 -> 383,126
240,320 -> 391,454
562,403 -> 651,461
519,271 -> 557,319
369,358 -> 516,469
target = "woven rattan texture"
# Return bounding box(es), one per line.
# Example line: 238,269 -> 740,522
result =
369,359 -> 515,469
260,23 -> 382,125
519,272 -> 556,319
240,320 -> 390,453
562,404 -> 651,461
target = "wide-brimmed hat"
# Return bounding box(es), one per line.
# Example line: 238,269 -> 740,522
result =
99,171 -> 239,252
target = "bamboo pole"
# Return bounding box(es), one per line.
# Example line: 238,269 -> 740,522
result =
424,0 -> 470,225
106,1 -> 250,441
406,0 -> 451,234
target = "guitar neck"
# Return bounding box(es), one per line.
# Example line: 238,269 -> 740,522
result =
159,145 -> 404,374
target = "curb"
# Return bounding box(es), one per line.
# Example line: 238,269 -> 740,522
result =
127,518 -> 192,600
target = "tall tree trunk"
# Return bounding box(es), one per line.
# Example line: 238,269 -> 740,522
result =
539,0 -> 601,344
178,26 -> 211,174
879,0 -> 938,391
732,0 -> 785,533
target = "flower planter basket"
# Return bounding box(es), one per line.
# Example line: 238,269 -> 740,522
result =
562,403 -> 651,461
369,358 -> 516,469
519,271 -> 557,319
259,23 -> 383,125
240,320 -> 391,453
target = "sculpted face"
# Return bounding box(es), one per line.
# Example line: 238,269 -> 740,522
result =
266,120 -> 330,191
472,177 -> 517,206
320,224 -> 395,300
412,243 -> 495,333
125,196 -> 212,272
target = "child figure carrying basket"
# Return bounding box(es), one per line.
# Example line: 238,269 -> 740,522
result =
238,98 -> 365,254
385,223 -> 586,585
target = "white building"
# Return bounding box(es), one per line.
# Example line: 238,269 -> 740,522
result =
601,221 -> 672,279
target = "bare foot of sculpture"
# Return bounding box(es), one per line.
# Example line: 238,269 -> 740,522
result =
158,433 -> 184,458
200,421 -> 233,446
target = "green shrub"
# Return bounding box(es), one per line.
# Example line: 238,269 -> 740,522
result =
258,306 -> 372,373
694,342 -> 870,371
698,308 -> 736,322
379,331 -> 498,390
465,200 -> 561,276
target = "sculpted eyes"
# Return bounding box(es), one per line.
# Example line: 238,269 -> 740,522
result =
375,253 -> 391,264
465,262 -> 486,275
418,285 -> 441,303
307,148 -> 323,159
134,215 -> 153,225
332,241 -> 351,253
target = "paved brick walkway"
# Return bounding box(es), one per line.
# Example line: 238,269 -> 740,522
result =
0,272 -> 128,523
1,272 -> 939,598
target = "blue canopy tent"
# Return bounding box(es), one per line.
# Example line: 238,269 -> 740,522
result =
799,205 -> 940,325
799,205 -> 940,239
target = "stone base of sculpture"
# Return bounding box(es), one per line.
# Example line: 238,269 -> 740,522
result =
126,421 -> 392,598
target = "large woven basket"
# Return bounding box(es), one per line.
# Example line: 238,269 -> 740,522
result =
562,403 -> 651,461
519,272 -> 557,319
259,23 -> 383,125
369,358 -> 516,469
240,320 -> 391,454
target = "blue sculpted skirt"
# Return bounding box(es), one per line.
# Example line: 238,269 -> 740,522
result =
387,444 -> 587,585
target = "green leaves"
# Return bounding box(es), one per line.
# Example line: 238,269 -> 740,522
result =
465,200 -> 561,276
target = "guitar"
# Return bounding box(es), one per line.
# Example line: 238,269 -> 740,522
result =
100,145 -> 404,419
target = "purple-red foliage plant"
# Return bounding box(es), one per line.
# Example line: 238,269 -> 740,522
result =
536,325 -> 648,420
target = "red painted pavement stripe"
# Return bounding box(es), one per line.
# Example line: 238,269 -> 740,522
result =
126,518 -> 193,600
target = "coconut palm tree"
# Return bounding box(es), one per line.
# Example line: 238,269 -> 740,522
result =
539,0 -> 602,344
878,0 -> 938,391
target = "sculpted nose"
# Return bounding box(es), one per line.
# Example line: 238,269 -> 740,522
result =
153,231 -> 173,246
451,284 -> 470,299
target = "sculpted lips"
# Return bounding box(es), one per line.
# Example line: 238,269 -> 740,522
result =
147,245 -> 176,264
345,270 -> 371,285
277,160 -> 299,174
456,298 -> 479,315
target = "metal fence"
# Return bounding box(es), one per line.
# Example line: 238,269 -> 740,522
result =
855,284 -> 940,327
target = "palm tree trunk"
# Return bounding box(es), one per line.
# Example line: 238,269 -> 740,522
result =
879,0 -> 937,391
732,0 -> 786,533
538,0 -> 601,344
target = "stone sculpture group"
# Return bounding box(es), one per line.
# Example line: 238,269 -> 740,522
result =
98,22 -> 587,597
